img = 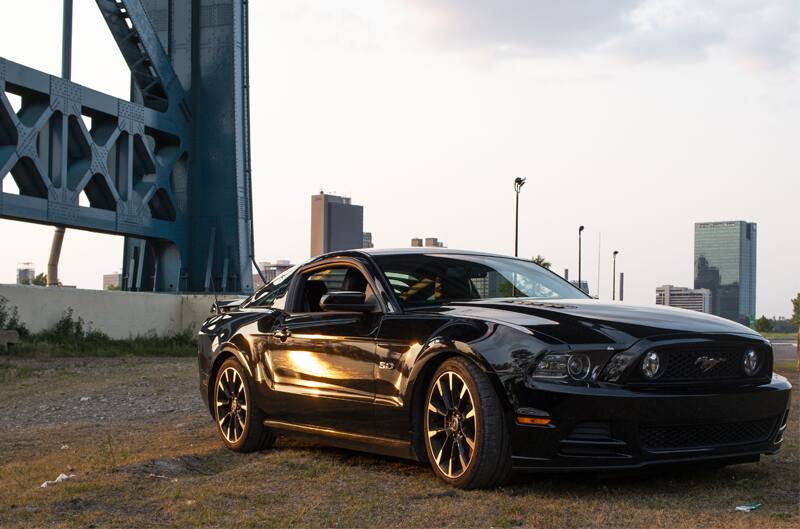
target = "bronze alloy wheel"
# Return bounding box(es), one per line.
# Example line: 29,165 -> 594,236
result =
426,371 -> 477,479
215,366 -> 248,444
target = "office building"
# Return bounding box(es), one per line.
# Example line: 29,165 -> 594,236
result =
362,232 -> 374,249
16,262 -> 35,285
694,221 -> 757,325
253,260 -> 294,289
411,237 -> 445,248
656,285 -> 711,313
103,273 -> 121,290
310,192 -> 364,257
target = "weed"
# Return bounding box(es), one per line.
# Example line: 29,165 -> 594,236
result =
11,308 -> 196,357
0,295 -> 29,337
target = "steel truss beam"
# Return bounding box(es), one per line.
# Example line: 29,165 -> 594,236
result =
0,0 -> 255,294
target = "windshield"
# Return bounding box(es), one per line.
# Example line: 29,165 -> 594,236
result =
374,253 -> 587,308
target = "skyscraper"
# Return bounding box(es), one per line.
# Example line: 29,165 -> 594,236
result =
310,192 -> 364,257
694,221 -> 757,325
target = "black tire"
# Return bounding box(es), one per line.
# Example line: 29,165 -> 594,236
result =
423,357 -> 512,489
213,357 -> 275,452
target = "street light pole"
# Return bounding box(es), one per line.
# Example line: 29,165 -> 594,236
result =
514,178 -> 526,257
612,250 -> 619,300
577,225 -> 585,292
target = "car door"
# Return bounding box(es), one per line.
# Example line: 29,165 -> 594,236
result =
265,260 -> 382,435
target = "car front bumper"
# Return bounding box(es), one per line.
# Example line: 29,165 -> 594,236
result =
509,373 -> 792,471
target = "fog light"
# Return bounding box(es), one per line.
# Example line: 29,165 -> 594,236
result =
743,349 -> 760,376
641,351 -> 661,379
567,354 -> 591,379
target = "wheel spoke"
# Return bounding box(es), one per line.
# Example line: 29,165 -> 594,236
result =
447,441 -> 453,476
436,379 -> 452,410
463,431 -> 475,450
458,382 -> 467,408
428,401 -> 447,416
457,436 -> 470,469
434,436 -> 447,465
464,407 -> 475,420
427,427 -> 446,438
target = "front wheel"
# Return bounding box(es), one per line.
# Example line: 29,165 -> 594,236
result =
423,357 -> 512,489
213,357 -> 275,452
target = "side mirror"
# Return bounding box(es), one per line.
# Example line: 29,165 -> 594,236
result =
319,291 -> 373,312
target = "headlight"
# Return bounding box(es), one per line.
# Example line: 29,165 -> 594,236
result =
743,349 -> 760,376
641,351 -> 661,379
533,354 -> 591,380
532,354 -> 569,378
567,354 -> 591,379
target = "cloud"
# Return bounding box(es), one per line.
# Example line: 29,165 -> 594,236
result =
408,0 -> 800,67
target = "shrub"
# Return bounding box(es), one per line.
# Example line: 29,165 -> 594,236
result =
0,295 -> 30,338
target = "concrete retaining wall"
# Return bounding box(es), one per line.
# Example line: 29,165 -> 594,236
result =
0,284 -> 217,339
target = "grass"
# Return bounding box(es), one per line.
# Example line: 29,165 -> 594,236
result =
0,358 -> 797,529
763,332 -> 798,340
11,333 -> 197,357
0,363 -> 31,382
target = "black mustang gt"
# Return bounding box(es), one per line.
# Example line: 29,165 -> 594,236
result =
198,248 -> 791,489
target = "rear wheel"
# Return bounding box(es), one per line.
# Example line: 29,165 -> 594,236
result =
213,357 -> 275,452
423,357 -> 512,489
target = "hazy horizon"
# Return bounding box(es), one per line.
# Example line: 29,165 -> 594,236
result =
1,0 -> 798,318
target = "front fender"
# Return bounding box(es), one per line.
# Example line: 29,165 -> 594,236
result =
403,322 -> 548,414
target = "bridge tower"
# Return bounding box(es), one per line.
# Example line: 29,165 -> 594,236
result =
0,0 -> 256,293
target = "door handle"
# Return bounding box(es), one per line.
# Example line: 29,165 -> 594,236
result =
273,328 -> 292,341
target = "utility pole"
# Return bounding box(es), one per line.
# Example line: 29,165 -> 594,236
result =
514,178 -> 526,257
612,250 -> 619,300
577,226 -> 584,293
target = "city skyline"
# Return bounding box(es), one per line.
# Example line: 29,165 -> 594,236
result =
0,1 -> 798,317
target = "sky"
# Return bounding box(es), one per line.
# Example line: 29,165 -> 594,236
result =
0,0 -> 798,317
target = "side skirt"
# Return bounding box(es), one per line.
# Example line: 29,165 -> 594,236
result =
263,420 -> 417,461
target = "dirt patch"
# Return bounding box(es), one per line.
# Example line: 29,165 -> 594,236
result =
117,455 -> 214,478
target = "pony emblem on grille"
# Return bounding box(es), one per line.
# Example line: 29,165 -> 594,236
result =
695,356 -> 727,372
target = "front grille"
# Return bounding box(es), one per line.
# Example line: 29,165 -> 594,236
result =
641,417 -> 777,450
660,348 -> 744,380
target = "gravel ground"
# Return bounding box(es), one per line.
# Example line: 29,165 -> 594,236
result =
0,356 -> 206,429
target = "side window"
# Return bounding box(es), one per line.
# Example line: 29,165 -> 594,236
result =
295,265 -> 374,313
249,266 -> 297,310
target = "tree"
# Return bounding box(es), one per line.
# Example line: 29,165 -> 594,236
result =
31,273 -> 46,286
532,255 -> 551,269
106,284 -> 121,291
754,315 -> 773,333
792,293 -> 800,329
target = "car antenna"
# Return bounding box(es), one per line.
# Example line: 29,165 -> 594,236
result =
212,275 -> 221,315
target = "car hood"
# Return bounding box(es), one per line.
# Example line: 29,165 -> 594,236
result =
425,298 -> 760,347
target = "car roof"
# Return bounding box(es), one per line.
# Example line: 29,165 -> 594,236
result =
319,247 -> 519,260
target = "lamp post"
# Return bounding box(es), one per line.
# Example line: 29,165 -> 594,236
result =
514,178 -> 526,257
577,225 -> 585,292
612,250 -> 619,300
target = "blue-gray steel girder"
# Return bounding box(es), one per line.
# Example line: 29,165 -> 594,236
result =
0,0 -> 255,294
